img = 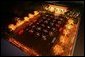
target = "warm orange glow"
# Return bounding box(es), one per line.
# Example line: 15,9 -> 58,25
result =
59,35 -> 69,45
8,24 -> 16,31
65,19 -> 74,29
49,6 -> 54,12
34,11 -> 39,15
59,19 -> 74,44
65,24 -> 73,30
8,11 -> 39,31
63,19 -> 74,35
8,38 -> 40,56
28,13 -> 34,19
24,17 -> 29,21
68,19 -> 74,25
45,4 -> 68,16
53,19 -> 76,55
63,29 -> 69,35
53,44 -> 64,55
